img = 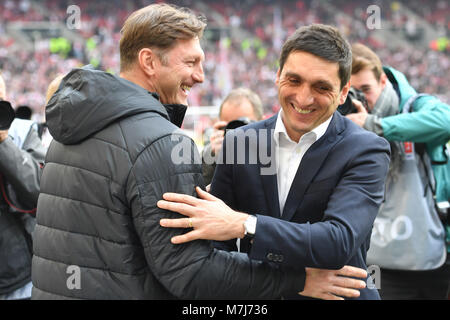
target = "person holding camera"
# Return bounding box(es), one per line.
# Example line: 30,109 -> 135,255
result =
202,88 -> 263,185
346,43 -> 450,300
0,74 -> 46,299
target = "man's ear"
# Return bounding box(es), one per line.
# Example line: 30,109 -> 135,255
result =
138,48 -> 158,77
275,68 -> 281,86
338,80 -> 351,105
379,72 -> 387,89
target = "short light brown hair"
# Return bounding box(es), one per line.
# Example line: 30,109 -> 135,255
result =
119,4 -> 207,71
279,24 -> 352,90
46,74 -> 64,104
351,43 -> 384,81
219,88 -> 264,121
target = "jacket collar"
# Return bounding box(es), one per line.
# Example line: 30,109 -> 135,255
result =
273,109 -> 332,147
281,112 -> 345,220
259,112 -> 346,220
163,104 -> 188,128
149,92 -> 187,128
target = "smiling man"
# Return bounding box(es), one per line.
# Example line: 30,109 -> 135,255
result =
275,50 -> 346,142
158,24 -> 391,300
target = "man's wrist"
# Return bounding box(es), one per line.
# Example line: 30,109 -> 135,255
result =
0,131 -> 9,143
234,212 -> 249,239
241,214 -> 257,240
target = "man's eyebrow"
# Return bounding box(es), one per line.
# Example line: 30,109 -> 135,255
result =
283,72 -> 334,87
283,72 -> 302,79
184,53 -> 203,60
314,80 -> 333,88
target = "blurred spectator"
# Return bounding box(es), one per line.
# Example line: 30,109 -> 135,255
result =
202,87 -> 263,185
36,74 -> 63,148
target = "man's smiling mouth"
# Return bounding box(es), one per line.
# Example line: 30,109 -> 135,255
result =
291,102 -> 313,114
181,85 -> 191,94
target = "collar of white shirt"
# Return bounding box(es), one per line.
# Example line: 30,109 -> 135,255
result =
273,109 -> 332,147
273,110 -> 333,215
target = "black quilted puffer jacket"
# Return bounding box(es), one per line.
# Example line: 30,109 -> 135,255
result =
31,66 -> 305,300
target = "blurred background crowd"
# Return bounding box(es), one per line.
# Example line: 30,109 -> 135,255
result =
0,0 -> 448,135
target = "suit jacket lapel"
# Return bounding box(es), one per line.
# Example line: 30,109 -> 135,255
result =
281,112 -> 345,221
258,115 -> 281,218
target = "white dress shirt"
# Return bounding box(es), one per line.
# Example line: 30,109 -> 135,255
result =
273,110 -> 332,215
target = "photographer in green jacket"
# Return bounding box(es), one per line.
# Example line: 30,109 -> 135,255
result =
346,43 -> 450,300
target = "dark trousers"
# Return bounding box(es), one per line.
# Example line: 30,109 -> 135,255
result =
378,256 -> 450,300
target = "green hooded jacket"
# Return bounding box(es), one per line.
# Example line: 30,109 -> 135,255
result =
382,66 -> 450,203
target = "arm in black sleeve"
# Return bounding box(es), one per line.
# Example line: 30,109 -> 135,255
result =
0,127 -> 46,208
127,133 -> 305,299
209,131 -> 239,252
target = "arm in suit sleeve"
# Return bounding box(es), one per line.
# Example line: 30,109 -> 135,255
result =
249,135 -> 390,269
127,133 -> 304,299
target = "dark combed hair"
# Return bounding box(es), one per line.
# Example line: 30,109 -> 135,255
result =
279,24 -> 352,89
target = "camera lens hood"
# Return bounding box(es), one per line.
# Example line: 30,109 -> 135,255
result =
0,100 -> 15,130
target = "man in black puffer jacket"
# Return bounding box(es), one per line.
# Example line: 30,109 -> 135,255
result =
32,4 -> 366,300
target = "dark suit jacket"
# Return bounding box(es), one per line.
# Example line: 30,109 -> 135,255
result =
211,111 -> 390,300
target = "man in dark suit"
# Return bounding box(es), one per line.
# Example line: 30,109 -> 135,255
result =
158,24 -> 390,300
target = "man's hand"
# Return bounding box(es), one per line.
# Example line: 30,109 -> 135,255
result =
345,99 -> 368,127
209,121 -> 227,155
159,186 -> 248,244
0,130 -> 9,143
300,265 -> 367,300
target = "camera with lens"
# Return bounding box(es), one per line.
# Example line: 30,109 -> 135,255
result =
337,87 -> 369,116
0,99 -> 15,130
220,117 -> 253,132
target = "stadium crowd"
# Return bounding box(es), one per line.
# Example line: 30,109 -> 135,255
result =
0,0 -> 448,120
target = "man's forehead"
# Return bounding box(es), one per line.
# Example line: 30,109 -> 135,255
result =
224,97 -> 251,109
220,99 -> 255,122
282,52 -> 341,87
172,37 -> 205,60
351,68 -> 378,84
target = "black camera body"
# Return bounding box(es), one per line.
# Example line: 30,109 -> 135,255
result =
0,100 -> 15,130
337,87 -> 369,115
221,117 -> 253,132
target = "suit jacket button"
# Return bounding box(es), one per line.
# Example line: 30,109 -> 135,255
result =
266,253 -> 274,261
278,255 -> 284,262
